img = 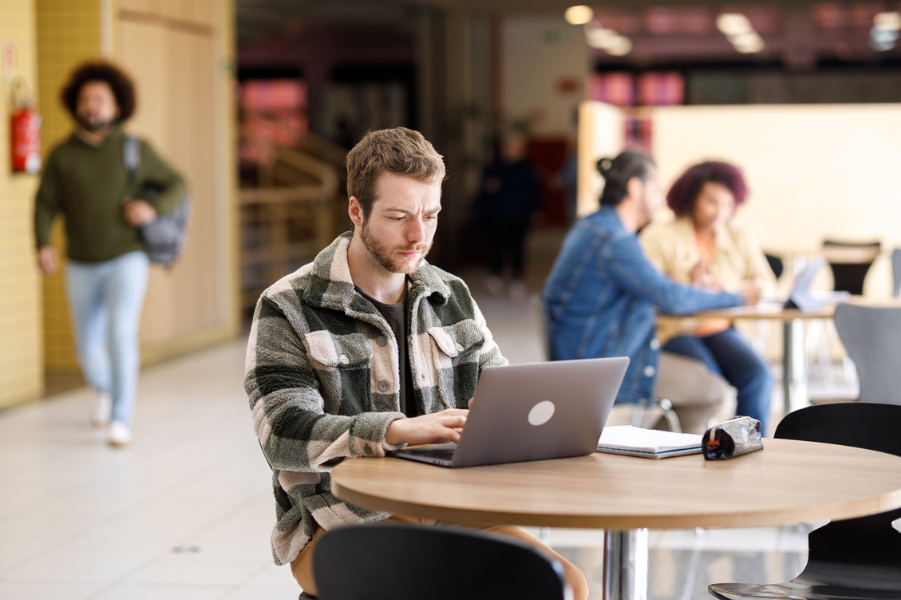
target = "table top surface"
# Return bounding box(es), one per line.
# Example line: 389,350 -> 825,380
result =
658,297 -> 901,322
331,438 -> 901,530
659,301 -> 836,321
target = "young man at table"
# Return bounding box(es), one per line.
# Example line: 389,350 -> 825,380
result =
543,151 -> 760,433
245,128 -> 589,599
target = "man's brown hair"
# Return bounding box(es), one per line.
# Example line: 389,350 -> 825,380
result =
346,127 -> 446,217
60,60 -> 137,123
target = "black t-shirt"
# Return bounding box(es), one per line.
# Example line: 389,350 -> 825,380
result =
355,286 -> 419,418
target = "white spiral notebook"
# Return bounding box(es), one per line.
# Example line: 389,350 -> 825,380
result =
596,425 -> 703,459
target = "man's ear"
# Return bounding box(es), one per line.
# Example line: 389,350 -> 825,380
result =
348,196 -> 364,228
625,176 -> 643,201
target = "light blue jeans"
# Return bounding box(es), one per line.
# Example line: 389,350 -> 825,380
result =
65,251 -> 150,425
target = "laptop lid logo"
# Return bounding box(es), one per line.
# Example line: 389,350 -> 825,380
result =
528,401 -> 556,426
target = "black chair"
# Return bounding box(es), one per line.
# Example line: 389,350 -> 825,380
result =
312,523 -> 570,600
708,402 -> 901,600
822,239 -> 881,295
764,252 -> 784,280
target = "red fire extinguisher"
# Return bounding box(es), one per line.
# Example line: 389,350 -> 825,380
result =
10,79 -> 41,174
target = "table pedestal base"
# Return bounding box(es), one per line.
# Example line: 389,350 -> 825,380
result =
603,528 -> 648,600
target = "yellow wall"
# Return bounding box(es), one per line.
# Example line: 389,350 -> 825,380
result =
0,0 -> 42,407
0,0 -> 237,407
36,0 -> 104,373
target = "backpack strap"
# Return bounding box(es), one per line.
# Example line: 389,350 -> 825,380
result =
122,135 -> 141,192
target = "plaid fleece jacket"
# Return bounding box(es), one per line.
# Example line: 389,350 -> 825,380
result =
244,232 -> 507,565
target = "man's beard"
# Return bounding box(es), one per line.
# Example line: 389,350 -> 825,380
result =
77,114 -> 115,133
360,222 -> 431,275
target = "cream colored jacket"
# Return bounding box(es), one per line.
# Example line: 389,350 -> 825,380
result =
639,216 -> 776,344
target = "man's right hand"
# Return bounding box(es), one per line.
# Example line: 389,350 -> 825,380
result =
37,246 -> 59,275
741,285 -> 761,306
384,408 -> 469,446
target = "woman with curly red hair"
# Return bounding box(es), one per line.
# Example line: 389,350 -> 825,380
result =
640,161 -> 775,432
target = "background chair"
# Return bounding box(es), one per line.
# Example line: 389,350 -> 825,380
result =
892,248 -> 901,298
708,402 -> 901,600
822,238 -> 881,296
763,252 -> 784,281
805,240 -> 880,396
833,303 -> 901,405
530,294 -> 685,431
312,523 -> 570,600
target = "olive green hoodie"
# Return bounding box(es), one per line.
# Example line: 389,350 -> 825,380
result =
34,127 -> 186,262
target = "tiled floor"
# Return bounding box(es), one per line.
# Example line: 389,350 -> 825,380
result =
1,275 -> 836,599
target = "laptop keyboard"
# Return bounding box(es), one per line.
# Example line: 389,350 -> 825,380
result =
407,446 -> 457,461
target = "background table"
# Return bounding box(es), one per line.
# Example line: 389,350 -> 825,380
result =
332,439 -> 901,600
659,302 -> 836,413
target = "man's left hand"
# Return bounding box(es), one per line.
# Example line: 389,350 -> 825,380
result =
123,197 -> 157,226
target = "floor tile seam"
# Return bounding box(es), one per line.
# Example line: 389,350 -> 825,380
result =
170,493 -> 267,545
0,523 -> 107,577
0,478 -> 252,570
216,562 -> 275,600
78,543 -> 184,599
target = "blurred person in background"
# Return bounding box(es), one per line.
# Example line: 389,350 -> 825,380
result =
543,151 -> 759,433
33,60 -> 186,446
475,132 -> 542,299
640,160 -> 775,432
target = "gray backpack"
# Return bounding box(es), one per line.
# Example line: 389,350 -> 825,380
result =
123,136 -> 190,266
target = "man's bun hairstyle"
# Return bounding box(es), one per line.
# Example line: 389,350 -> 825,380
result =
597,150 -> 655,207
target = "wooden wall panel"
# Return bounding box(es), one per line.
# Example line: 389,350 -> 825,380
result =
116,0 -> 236,358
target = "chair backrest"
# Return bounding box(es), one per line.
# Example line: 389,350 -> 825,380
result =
530,293 -> 553,361
893,248 -> 901,298
822,239 -> 881,295
312,523 -> 570,600
833,304 -> 901,405
764,253 -> 784,280
773,402 -> 901,590
774,402 -> 901,456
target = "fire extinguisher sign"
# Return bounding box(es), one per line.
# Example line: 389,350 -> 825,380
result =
1,40 -> 16,77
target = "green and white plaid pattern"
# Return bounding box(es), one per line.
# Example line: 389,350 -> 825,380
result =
245,232 -> 506,565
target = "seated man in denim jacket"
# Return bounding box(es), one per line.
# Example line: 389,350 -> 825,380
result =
245,128 -> 588,599
543,151 -> 759,429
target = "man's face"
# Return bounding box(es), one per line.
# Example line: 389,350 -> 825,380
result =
76,81 -> 119,133
636,169 -> 664,228
356,172 -> 442,275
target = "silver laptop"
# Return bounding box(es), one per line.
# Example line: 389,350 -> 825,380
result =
388,357 -> 629,468
784,257 -> 827,311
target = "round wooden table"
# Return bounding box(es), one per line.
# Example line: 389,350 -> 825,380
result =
331,438 -> 901,600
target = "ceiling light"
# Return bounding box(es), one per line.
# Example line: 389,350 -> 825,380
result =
869,25 -> 899,51
585,26 -> 619,48
874,11 -> 901,31
716,13 -> 752,37
565,5 -> 594,26
606,36 -> 633,56
733,33 -> 765,54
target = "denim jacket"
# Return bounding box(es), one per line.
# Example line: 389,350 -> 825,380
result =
542,207 -> 744,405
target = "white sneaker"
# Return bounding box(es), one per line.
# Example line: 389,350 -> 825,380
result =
91,392 -> 112,427
108,421 -> 132,447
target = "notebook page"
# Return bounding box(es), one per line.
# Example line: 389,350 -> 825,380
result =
598,426 -> 702,453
